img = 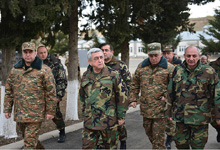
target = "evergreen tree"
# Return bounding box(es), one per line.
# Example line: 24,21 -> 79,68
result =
199,8 -> 220,54
0,0 -> 62,84
83,0 -> 212,66
50,31 -> 69,55
136,0 -> 195,48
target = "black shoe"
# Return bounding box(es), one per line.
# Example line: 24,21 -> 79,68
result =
217,132 -> 220,143
57,129 -> 66,143
21,145 -> 24,149
165,135 -> 173,150
120,140 -> 126,149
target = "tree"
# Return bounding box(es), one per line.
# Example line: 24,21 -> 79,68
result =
136,0 -> 195,48
49,31 -> 69,55
0,0 -> 63,84
199,8 -> 220,54
83,0 -> 214,65
83,0 -> 162,66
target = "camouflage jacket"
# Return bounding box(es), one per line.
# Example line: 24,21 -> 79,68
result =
79,65 -> 129,130
130,56 -> 174,118
171,56 -> 182,66
165,61 -> 220,125
43,53 -> 67,99
105,56 -> 131,91
210,57 -> 220,79
4,56 -> 57,122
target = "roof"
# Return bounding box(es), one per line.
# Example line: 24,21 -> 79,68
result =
179,30 -> 216,41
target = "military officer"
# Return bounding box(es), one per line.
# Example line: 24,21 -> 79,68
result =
99,43 -> 131,149
162,45 -> 182,149
201,55 -> 208,64
209,57 -> 220,143
79,48 -> 129,149
130,42 -> 175,149
165,46 -> 220,149
4,42 -> 57,149
37,45 -> 67,143
162,45 -> 182,65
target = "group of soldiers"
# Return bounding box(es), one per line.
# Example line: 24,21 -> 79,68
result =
3,41 -> 220,149
80,42 -> 220,149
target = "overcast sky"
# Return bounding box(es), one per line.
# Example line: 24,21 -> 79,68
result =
189,0 -> 220,18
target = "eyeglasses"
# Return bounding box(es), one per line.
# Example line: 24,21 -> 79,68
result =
101,49 -> 110,52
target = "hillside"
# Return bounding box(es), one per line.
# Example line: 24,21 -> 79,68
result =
189,16 -> 214,31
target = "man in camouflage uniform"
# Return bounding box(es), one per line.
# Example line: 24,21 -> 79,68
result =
209,57 -> 220,142
162,45 -> 182,149
165,46 -> 220,149
163,45 -> 182,65
99,43 -> 131,149
205,52 -> 211,65
130,43 -> 175,149
79,48 -> 129,149
37,45 -> 67,143
201,55 -> 208,64
4,42 -> 57,149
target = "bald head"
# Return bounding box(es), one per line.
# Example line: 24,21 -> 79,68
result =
185,46 -> 200,55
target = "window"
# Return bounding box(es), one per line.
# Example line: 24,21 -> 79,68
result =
138,47 -> 143,52
179,46 -> 186,52
129,47 -> 133,52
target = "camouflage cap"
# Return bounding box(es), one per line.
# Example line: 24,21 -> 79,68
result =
147,42 -> 161,54
22,42 -> 36,51
163,45 -> 173,52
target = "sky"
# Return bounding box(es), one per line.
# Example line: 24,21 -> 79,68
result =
189,0 -> 220,18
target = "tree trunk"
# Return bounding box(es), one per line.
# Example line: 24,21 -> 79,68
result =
1,48 -> 16,85
120,39 -> 130,68
0,48 -> 17,138
65,1 -> 79,120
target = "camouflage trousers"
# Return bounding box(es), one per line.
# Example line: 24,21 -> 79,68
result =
143,117 -> 166,149
52,102 -> 65,130
97,123 -> 127,148
165,118 -> 176,136
174,122 -> 208,149
82,126 -> 119,149
118,124 -> 127,141
17,122 -> 44,149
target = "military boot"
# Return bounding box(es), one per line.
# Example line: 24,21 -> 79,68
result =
120,140 -> 126,149
57,129 -> 66,143
217,131 -> 220,143
36,141 -> 45,149
165,135 -> 173,150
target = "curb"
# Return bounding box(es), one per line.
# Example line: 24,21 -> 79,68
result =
0,105 -> 140,149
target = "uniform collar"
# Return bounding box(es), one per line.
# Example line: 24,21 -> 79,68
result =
14,56 -> 43,70
141,56 -> 168,69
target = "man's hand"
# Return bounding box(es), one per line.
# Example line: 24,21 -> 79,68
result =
168,117 -> 172,121
5,113 -> 11,119
118,120 -> 125,125
56,98 -> 61,103
217,119 -> 220,125
130,102 -> 137,108
161,96 -> 165,101
46,114 -> 54,120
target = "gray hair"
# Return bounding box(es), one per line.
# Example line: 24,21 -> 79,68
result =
200,55 -> 207,59
87,48 -> 103,61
